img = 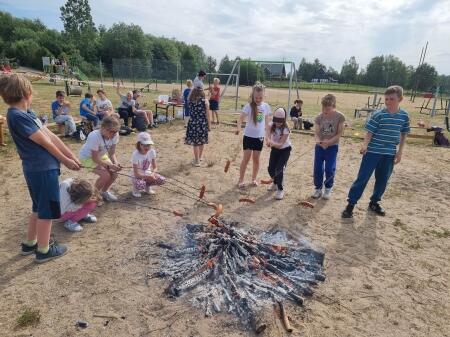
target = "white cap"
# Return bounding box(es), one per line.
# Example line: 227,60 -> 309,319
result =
137,132 -> 154,145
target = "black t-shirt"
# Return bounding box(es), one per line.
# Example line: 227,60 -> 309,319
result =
290,106 -> 302,118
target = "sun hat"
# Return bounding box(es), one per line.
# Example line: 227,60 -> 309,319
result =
137,132 -> 154,145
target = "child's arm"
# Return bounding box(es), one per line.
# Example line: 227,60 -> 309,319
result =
236,112 -> 245,135
263,114 -> 270,143
82,103 -> 96,116
43,127 -> 81,164
314,123 -> 322,144
395,133 -> 407,164
107,144 -> 121,170
270,134 -> 289,149
132,164 -> 145,179
360,132 -> 373,155
323,121 -> 344,147
29,130 -> 80,170
151,158 -> 158,173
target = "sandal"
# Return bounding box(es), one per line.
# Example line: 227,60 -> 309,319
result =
237,182 -> 246,189
251,180 -> 259,187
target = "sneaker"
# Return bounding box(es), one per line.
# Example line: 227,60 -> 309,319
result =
102,190 -> 118,202
267,183 -> 277,191
368,201 -> 386,216
35,243 -> 68,264
145,186 -> 156,195
21,242 -> 37,256
64,220 -> 83,232
275,189 -> 285,200
132,190 -> 142,198
82,214 -> 97,223
341,204 -> 355,218
322,188 -> 332,200
192,160 -> 201,167
311,189 -> 322,199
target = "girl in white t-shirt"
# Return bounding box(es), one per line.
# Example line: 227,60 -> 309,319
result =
59,178 -> 97,232
236,82 -> 270,188
131,132 -> 166,198
95,89 -> 118,120
79,116 -> 122,202
266,107 -> 292,200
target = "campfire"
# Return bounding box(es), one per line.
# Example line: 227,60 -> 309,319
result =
153,218 -> 325,332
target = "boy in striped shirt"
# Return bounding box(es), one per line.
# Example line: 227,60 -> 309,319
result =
342,85 -> 410,218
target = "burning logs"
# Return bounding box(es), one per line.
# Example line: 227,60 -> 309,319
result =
155,219 -> 325,331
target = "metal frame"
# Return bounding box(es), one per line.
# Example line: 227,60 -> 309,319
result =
221,58 -> 300,112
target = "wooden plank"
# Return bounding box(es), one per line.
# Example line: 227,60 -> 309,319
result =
0,116 -> 6,146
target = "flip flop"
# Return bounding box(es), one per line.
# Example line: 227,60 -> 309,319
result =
251,180 -> 259,187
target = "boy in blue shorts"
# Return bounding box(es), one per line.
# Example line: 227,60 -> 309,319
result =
342,85 -> 410,218
0,74 -> 81,263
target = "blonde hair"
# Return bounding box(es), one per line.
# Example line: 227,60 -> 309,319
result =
321,94 -> 336,108
0,74 -> 33,104
101,115 -> 120,130
385,85 -> 403,98
68,179 -> 95,205
213,78 -> 220,84
186,79 -> 193,88
250,82 -> 264,124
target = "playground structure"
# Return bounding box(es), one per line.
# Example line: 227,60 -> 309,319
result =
221,58 -> 300,113
416,86 -> 449,117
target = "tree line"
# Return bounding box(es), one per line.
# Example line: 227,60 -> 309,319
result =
0,0 -> 449,92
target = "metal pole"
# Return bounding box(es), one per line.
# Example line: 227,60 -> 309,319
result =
287,62 -> 293,113
222,58 -> 240,99
235,61 -> 240,111
431,86 -> 439,117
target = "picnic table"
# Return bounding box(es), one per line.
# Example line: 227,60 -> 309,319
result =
154,101 -> 184,121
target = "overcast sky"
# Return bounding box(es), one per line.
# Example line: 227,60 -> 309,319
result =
1,0 -> 449,74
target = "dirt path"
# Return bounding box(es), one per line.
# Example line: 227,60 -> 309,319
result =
0,121 -> 449,336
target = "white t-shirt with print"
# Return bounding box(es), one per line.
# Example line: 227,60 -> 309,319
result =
79,129 -> 119,160
59,178 -> 79,214
242,102 -> 271,138
269,123 -> 291,149
96,98 -> 113,112
131,148 -> 156,177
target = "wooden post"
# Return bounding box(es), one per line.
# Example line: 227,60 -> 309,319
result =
0,116 -> 6,146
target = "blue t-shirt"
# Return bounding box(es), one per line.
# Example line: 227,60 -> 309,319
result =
365,108 -> 410,155
183,88 -> 191,114
51,100 -> 62,120
79,98 -> 93,117
6,107 -> 60,172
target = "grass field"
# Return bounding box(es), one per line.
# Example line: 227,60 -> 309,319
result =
0,77 -> 448,147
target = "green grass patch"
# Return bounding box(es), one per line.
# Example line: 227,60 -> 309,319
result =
15,308 -> 40,328
423,228 -> 450,239
393,218 -> 408,231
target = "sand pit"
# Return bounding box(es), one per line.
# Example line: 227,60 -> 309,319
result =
0,118 -> 449,336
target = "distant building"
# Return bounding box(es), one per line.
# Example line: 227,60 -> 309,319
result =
260,63 -> 286,79
312,67 -> 337,83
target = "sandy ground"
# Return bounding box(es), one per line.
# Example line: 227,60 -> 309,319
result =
0,118 -> 449,337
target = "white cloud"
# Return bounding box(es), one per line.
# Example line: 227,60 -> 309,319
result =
2,0 -> 450,74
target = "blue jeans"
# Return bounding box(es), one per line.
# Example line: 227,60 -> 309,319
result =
314,144 -> 338,189
83,113 -> 99,127
347,152 -> 395,205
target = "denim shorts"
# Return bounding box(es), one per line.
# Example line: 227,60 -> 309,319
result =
24,169 -> 61,219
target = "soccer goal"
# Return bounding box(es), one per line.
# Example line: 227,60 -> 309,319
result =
221,58 -> 300,112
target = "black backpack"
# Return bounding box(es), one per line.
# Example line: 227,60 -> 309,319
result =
428,127 -> 450,147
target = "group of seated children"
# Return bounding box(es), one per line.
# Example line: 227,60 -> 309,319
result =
51,85 -> 157,137
0,74 -> 166,263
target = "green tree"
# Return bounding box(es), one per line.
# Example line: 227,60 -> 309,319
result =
410,63 -> 438,91
206,56 -> 216,73
60,0 -> 97,60
340,56 -> 358,83
364,56 -> 385,86
9,39 -> 50,69
218,55 -> 234,74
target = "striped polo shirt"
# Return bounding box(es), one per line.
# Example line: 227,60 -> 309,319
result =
365,108 -> 410,155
